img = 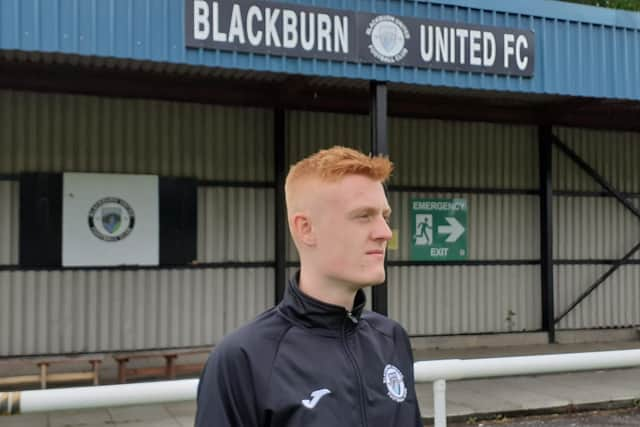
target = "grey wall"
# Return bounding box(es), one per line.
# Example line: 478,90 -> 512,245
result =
553,127 -> 640,329
1,90 -> 639,356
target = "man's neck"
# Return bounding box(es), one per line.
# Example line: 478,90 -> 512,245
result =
298,268 -> 358,311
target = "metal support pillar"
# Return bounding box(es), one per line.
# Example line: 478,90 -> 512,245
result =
538,126 -> 555,343
275,109 -> 286,304
370,81 -> 388,316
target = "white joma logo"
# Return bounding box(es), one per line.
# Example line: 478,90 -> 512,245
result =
301,388 -> 331,409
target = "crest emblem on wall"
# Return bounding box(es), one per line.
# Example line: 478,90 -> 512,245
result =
88,197 -> 136,242
101,207 -> 122,234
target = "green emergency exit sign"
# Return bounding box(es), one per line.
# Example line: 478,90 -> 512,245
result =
410,198 -> 468,261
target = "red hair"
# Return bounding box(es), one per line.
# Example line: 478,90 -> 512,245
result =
285,146 -> 393,213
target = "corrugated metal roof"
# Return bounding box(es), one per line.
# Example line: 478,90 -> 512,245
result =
427,0 -> 640,29
1,0 -> 639,101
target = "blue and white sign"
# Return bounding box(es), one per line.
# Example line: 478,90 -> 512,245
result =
186,0 -> 535,77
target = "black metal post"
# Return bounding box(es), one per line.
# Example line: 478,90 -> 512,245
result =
275,109 -> 286,304
370,81 -> 388,316
538,126 -> 555,343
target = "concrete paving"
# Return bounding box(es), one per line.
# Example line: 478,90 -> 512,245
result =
449,407 -> 640,427
3,341 -> 640,426
1,402 -> 195,427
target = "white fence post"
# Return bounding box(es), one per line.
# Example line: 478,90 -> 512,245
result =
433,378 -> 447,427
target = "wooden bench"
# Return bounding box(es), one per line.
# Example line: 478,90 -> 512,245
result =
113,348 -> 210,383
0,356 -> 103,389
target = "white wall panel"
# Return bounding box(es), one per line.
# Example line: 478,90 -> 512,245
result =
554,196 -> 640,260
197,187 -> 275,262
0,268 -> 273,356
285,110 -> 369,166
0,89 -> 273,181
389,266 -> 541,335
554,127 -> 640,192
551,127 -> 640,330
555,265 -> 640,329
389,118 -> 538,188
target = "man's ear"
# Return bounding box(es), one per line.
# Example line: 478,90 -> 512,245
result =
291,212 -> 316,247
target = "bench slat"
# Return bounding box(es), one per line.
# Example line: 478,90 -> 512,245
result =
46,373 -> 96,383
113,349 -> 210,361
0,375 -> 41,386
114,350 -> 208,383
175,363 -> 205,375
35,356 -> 104,364
124,367 -> 167,378
0,357 -> 101,389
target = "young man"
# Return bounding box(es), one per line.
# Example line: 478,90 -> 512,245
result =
195,146 -> 422,426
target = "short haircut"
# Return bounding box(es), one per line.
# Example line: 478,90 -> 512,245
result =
285,146 -> 393,212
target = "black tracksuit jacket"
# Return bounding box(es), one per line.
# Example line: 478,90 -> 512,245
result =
195,274 -> 422,426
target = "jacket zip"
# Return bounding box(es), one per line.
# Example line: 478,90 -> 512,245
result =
342,311 -> 368,427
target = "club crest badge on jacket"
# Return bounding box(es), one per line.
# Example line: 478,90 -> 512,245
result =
383,364 -> 407,402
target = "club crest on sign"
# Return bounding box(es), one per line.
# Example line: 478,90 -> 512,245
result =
101,207 -> 122,234
88,197 -> 135,242
366,15 -> 410,64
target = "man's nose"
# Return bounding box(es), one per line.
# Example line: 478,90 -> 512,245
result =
373,216 -> 393,241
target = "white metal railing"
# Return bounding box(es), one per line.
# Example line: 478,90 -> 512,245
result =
2,349 -> 640,425
415,349 -> 640,427
0,379 -> 198,415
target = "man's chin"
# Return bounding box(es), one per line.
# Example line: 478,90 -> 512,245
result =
358,271 -> 386,287
330,268 -> 386,288
369,277 -> 386,286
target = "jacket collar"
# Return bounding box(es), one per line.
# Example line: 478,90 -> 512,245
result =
278,271 -> 366,332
